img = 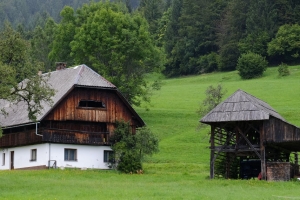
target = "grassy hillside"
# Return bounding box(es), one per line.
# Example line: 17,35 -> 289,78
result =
138,65 -> 300,174
1,66 -> 300,199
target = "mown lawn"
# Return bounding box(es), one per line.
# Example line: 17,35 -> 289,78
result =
1,66 -> 300,199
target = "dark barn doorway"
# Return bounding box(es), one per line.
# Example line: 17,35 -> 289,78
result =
240,159 -> 261,179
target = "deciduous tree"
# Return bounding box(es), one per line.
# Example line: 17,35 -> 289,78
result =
50,2 -> 163,106
268,24 -> 300,64
0,23 -> 54,133
198,84 -> 227,120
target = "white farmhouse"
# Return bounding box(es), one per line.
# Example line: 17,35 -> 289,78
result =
0,64 -> 144,170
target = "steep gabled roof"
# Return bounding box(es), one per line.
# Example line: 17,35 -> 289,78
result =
0,65 -> 144,128
200,89 -> 285,123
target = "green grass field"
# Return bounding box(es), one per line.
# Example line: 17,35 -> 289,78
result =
1,66 -> 300,199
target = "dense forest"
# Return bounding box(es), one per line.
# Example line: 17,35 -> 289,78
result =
0,0 -> 140,29
1,0 -> 300,104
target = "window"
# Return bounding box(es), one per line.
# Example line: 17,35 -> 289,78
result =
64,149 -> 77,161
104,150 -> 114,163
30,149 -> 37,161
2,153 -> 5,165
78,100 -> 106,108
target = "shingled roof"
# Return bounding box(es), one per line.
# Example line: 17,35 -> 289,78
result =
0,65 -> 144,128
200,89 -> 285,123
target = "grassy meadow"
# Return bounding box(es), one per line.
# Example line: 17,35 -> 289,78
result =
1,66 -> 300,199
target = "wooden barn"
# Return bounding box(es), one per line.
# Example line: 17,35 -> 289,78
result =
200,89 -> 300,181
0,64 -> 144,170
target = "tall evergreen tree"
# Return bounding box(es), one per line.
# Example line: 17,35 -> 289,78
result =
31,17 -> 57,71
238,0 -> 277,57
164,0 -> 226,76
139,0 -> 164,35
217,0 -> 248,71
48,6 -> 76,66
163,0 -> 182,76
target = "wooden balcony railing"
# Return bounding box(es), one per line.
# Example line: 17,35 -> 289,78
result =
42,129 -> 110,145
0,129 -> 111,148
0,131 -> 43,148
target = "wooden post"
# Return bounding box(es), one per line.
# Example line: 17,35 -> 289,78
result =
210,125 -> 215,179
261,147 -> 266,180
260,125 -> 266,180
226,152 -> 229,179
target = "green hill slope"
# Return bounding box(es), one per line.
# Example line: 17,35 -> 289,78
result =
136,65 -> 300,175
1,66 -> 300,199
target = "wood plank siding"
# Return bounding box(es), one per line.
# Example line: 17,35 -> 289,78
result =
44,88 -> 137,126
0,131 -> 43,148
263,117 -> 300,143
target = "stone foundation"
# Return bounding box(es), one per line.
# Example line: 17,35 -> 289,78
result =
15,165 -> 47,170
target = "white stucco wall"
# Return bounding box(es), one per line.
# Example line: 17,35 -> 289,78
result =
0,143 -> 112,170
49,143 -> 112,169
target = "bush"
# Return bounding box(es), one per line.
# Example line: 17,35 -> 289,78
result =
117,152 -> 142,174
278,63 -> 290,76
198,52 -> 219,73
109,120 -> 159,173
236,52 -> 268,79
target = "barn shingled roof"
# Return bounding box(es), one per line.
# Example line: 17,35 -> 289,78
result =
200,89 -> 285,123
0,64 -> 144,128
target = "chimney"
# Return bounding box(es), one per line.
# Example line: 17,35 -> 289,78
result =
55,62 -> 67,71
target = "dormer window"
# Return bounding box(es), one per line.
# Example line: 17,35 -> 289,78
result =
78,100 -> 106,108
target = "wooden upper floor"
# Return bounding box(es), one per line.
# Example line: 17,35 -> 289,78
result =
44,87 -> 143,127
0,120 -> 118,147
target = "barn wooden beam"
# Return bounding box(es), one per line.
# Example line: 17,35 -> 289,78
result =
266,142 -> 292,154
246,122 -> 260,133
260,125 -> 266,180
212,147 -> 260,152
210,132 -> 235,162
210,126 -> 215,179
237,127 -> 262,160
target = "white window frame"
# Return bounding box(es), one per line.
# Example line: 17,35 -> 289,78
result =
30,149 -> 37,161
104,150 -> 113,163
2,153 -> 5,166
64,148 -> 77,161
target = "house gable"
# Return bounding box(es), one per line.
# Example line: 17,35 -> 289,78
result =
43,87 -> 143,127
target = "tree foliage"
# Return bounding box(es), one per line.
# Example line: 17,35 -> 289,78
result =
164,0 -> 226,76
238,0 -> 276,57
237,52 -> 268,79
50,2 -> 163,106
268,24 -> 300,64
3,0 -> 300,79
139,0 -> 164,35
0,0 -> 141,30
109,120 -> 159,173
31,18 -> 57,71
0,23 -> 54,122
48,6 -> 76,66
198,84 -> 227,120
